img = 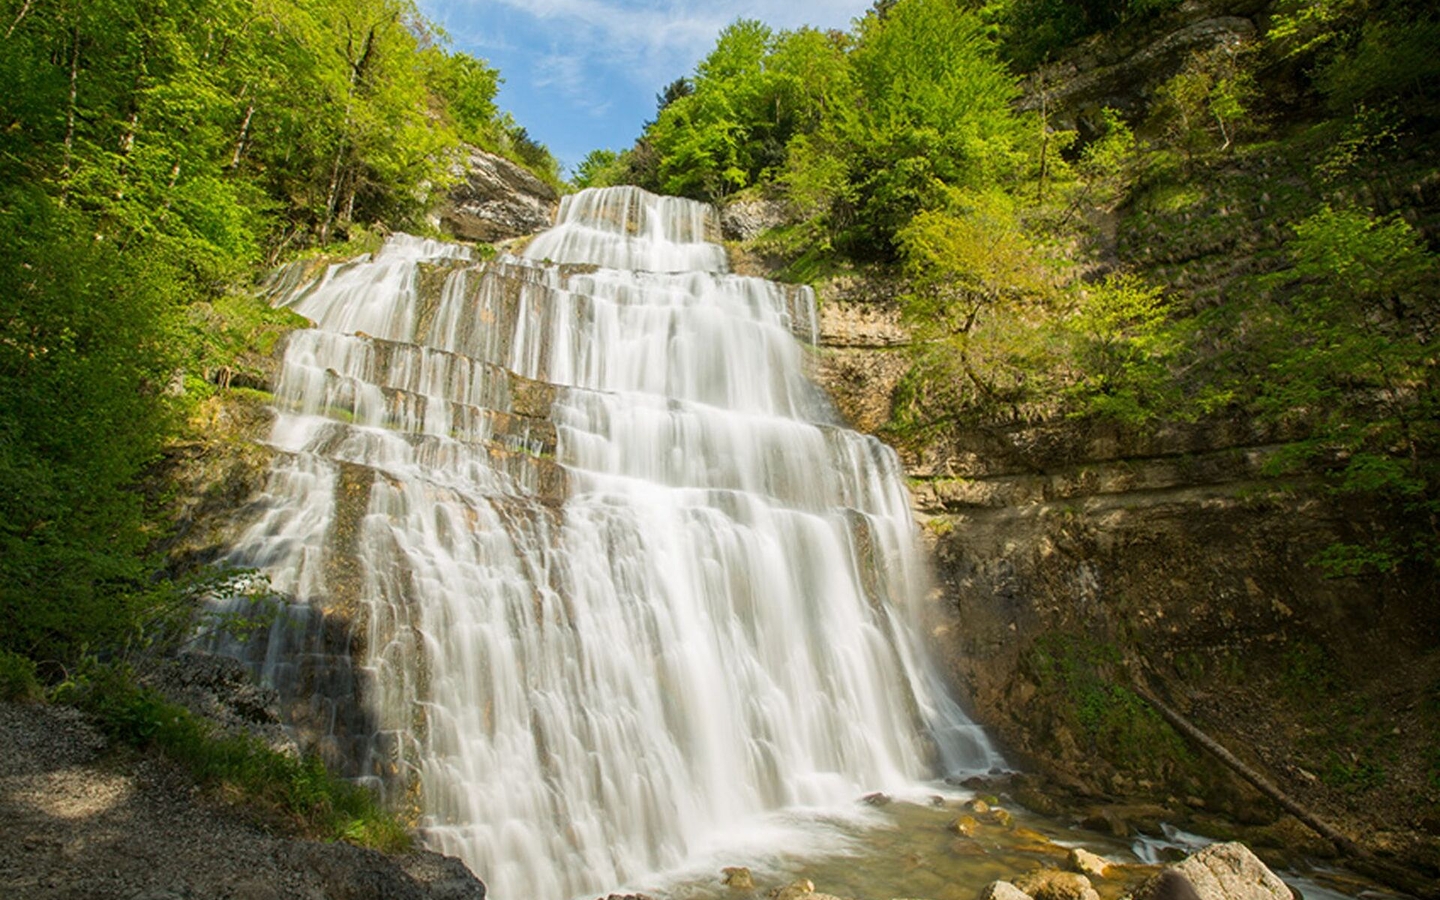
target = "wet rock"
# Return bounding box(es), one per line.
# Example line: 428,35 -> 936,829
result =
950,837 -> 987,857
1081,808 -> 1132,838
770,880 -> 815,900
439,146 -> 558,243
1067,848 -> 1111,879
722,867 -> 755,890
980,881 -> 1035,900
1129,843 -> 1288,900
862,791 -> 892,806
984,808 -> 1016,828
1012,869 -> 1100,900
966,798 -> 992,814
287,842 -> 429,900
950,815 -> 980,837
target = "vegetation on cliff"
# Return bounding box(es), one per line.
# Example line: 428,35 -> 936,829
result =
584,0 -> 1439,578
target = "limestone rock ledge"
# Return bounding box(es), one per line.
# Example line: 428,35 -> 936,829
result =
438,146 -> 558,243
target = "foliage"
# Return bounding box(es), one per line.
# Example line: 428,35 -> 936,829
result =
893,188 -> 1061,425
1270,0 -> 1440,117
0,649 -> 43,702
1151,43 -> 1258,157
59,664 -> 410,850
1061,274 -> 1182,424
0,0 -> 550,671
1250,206 -> 1439,569
644,20 -> 849,200
984,0 -> 1183,69
825,0 -> 1026,255
571,149 -> 621,189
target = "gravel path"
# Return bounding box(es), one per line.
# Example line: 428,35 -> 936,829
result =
0,702 -> 484,900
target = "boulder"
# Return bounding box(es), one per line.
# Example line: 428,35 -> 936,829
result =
1012,869 -> 1100,900
722,867 -> 755,890
980,882 -> 1035,900
1067,848 -> 1112,879
1128,843 -> 1289,900
397,850 -> 488,900
438,146 -> 558,243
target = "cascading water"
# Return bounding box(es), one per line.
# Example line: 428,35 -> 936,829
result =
225,186 -> 1002,900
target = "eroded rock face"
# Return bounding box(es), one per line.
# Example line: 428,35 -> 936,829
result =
438,147 -> 558,243
1019,0 -> 1267,135
719,197 -> 789,241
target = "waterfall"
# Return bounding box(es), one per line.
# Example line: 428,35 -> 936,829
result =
226,186 -> 1001,900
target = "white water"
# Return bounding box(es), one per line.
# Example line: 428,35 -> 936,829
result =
227,186 -> 1002,900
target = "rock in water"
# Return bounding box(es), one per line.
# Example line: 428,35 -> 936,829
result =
438,146 -> 558,242
770,879 -> 815,900
1129,843 -> 1288,900
980,882 -> 1036,900
1129,871 -> 1202,900
1012,868 -> 1100,900
722,867 -> 755,890
1067,847 -> 1112,879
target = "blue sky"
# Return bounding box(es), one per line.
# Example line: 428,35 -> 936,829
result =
416,0 -> 873,176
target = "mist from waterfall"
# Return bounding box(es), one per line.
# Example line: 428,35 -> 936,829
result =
227,186 -> 1002,900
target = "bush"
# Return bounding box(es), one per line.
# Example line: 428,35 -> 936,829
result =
0,650 -> 43,703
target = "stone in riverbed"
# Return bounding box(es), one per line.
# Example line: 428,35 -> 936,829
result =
1012,868 -> 1099,900
1067,848 -> 1112,879
769,880 -> 815,900
950,815 -> 980,837
1127,843 -> 1289,900
722,867 -> 755,890
979,881 -> 1035,900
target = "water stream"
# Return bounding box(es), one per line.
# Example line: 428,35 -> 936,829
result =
229,186 -> 1010,899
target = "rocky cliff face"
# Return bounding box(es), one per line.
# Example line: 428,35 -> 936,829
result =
436,146 -> 558,243
806,268 -> 1439,893
1019,0 -> 1268,138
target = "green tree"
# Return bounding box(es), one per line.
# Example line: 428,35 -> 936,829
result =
1060,274 -> 1181,424
1254,206 -> 1439,570
824,0 -> 1026,254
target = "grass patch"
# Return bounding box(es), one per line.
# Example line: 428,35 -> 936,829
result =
58,665 -> 410,852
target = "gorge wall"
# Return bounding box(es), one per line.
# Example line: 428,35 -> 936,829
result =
803,264 -> 1439,884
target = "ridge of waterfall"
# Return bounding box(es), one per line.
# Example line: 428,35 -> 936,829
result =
225,185 -> 1003,900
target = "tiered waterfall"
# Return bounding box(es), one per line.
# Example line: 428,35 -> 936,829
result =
225,186 -> 1001,900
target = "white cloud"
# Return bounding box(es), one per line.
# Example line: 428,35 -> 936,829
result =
446,0 -> 868,88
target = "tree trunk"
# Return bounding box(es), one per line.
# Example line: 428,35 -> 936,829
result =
1133,685 -> 1359,856
229,100 -> 255,168
63,25 -> 80,175
5,0 -> 35,38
